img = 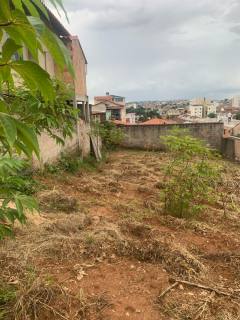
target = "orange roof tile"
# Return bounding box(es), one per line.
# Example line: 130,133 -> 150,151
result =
141,118 -> 176,125
95,96 -> 113,101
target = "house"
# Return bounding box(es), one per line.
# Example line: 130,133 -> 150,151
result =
189,97 -> 217,118
189,105 -> 203,118
27,6 -> 90,164
232,95 -> 240,108
165,108 -> 184,118
92,93 -> 126,122
224,121 -> 240,137
40,10 -> 89,121
126,113 -> 136,124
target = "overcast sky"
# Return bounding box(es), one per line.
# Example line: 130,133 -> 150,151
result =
60,0 -> 240,102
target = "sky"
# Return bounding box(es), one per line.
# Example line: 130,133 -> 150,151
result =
59,0 -> 240,102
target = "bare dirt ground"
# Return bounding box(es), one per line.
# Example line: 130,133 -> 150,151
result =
1,149 -> 240,320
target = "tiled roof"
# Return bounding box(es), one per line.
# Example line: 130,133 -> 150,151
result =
94,99 -> 124,108
140,118 -> 176,125
95,96 -> 113,101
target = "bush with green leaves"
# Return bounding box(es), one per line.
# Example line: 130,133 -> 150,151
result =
6,80 -> 77,145
161,129 -> 221,219
45,153 -> 99,174
208,112 -> 216,118
92,121 -> 124,150
0,158 -> 38,238
0,0 -> 74,238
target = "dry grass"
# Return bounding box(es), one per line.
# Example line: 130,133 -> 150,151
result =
38,190 -> 78,213
2,276 -> 112,320
1,149 -> 240,319
158,290 -> 240,320
117,238 -> 206,279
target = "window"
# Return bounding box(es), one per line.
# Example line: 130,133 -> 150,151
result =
77,102 -> 85,120
12,52 -> 20,61
110,109 -> 121,120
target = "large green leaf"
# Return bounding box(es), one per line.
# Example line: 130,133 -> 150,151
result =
26,0 -> 49,19
15,194 -> 38,212
0,100 -> 8,113
14,120 -> 39,158
23,0 -> 40,17
0,65 -> 11,84
4,10 -> 39,60
0,157 -> 24,177
2,38 -> 22,62
0,113 -> 17,147
11,60 -> 55,101
29,16 -> 74,76
0,0 -> 11,21
12,0 -> 24,12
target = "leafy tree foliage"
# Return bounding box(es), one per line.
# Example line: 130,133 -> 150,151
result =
0,0 -> 74,238
235,112 -> 240,120
92,121 -> 124,150
6,80 -> 77,145
208,112 -> 216,118
161,129 -> 221,219
127,106 -> 161,122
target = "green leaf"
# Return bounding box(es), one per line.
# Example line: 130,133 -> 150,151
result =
0,0 -> 11,21
14,140 -> 33,158
23,0 -> 40,17
29,16 -> 74,76
0,157 -> 24,176
14,120 -> 40,158
0,65 -> 11,83
0,100 -> 8,113
2,38 -> 22,62
28,0 -> 49,19
0,113 -> 17,148
0,29 -> 3,41
14,196 -> 25,222
11,60 -> 55,101
4,10 -> 39,60
15,194 -> 38,212
12,0 -> 24,12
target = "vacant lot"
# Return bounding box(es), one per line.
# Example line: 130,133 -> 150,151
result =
0,150 -> 240,320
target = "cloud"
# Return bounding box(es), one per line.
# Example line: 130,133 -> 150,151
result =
59,0 -> 240,101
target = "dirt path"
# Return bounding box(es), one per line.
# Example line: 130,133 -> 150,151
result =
1,150 -> 240,319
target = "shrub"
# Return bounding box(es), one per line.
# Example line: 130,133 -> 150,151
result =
0,282 -> 16,319
45,153 -> 99,174
92,121 -> 124,150
161,128 -> 221,219
208,112 -> 216,118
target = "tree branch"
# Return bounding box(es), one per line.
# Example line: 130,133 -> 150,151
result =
0,21 -> 13,27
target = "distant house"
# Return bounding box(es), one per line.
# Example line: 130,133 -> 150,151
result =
126,113 -> 136,124
224,121 -> 240,137
189,97 -> 217,118
92,93 -> 126,122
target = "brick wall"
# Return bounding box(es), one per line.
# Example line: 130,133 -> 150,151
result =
222,136 -> 240,161
32,120 -> 91,168
119,123 -> 224,151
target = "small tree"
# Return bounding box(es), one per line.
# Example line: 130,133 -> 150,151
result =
0,0 -> 74,238
161,129 -> 221,219
208,113 -> 216,118
235,113 -> 240,120
92,121 -> 124,150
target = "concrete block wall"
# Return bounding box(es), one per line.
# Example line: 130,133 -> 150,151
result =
119,123 -> 224,152
222,136 -> 240,162
32,120 -> 91,168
